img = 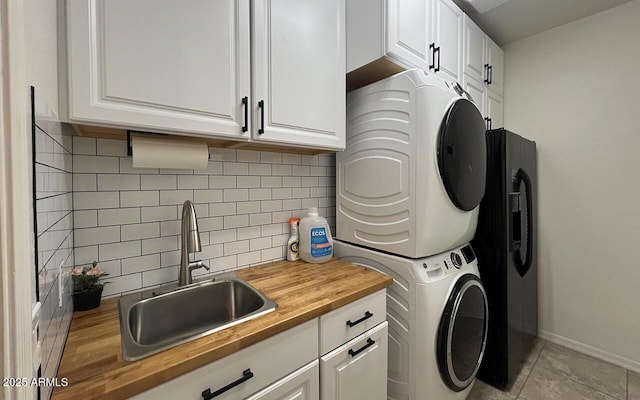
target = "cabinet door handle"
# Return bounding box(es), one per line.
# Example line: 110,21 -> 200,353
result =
435,45 -> 441,72
241,96 -> 248,133
348,338 -> 376,358
258,100 -> 265,135
202,369 -> 254,400
484,64 -> 490,84
429,43 -> 436,70
346,311 -> 373,327
488,65 -> 493,84
484,117 -> 490,131
488,117 -> 492,130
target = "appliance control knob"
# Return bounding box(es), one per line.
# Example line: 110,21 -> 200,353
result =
451,252 -> 462,268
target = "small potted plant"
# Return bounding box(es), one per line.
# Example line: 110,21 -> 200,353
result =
71,261 -> 109,311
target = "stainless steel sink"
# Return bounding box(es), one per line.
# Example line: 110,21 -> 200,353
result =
118,273 -> 277,361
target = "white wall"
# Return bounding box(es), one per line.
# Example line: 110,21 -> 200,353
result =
503,0 -> 640,370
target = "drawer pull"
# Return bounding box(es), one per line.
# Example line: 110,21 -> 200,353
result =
348,338 -> 375,357
346,311 -> 373,328
202,369 -> 254,399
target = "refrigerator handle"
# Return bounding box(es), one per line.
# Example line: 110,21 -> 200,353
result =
509,192 -> 522,253
514,168 -> 534,277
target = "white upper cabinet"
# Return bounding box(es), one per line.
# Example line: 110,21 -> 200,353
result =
62,0 -> 345,151
386,0 -> 430,70
462,15 -> 503,129
62,0 -> 251,139
252,0 -> 346,150
430,0 -> 464,83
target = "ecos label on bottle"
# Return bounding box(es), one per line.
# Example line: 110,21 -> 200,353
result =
310,227 -> 332,257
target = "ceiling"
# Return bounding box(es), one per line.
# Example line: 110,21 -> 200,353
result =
452,0 -> 635,45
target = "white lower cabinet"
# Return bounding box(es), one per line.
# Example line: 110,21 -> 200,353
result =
246,360 -> 319,400
320,322 -> 388,400
132,290 -> 388,400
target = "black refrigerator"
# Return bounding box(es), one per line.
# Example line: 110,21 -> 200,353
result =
471,128 -> 537,389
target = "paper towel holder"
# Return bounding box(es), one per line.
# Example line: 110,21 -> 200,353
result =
127,130 -> 167,157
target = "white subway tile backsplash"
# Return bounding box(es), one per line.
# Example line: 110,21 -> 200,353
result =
98,259 -> 122,277
72,145 -> 335,297
97,174 -> 140,191
99,240 -> 142,261
177,175 -> 208,190
236,150 -> 261,163
209,175 -> 236,189
75,226 -> 120,247
224,215 -> 249,229
73,136 -> 96,155
223,162 -> 249,175
159,190 -> 193,205
103,274 -> 142,297
260,151 -> 282,164
73,174 -> 97,191
122,254 -> 160,274
121,222 -> 160,241
142,266 -> 178,287
249,237 -> 271,251
261,176 -> 282,188
224,240 -> 249,256
74,191 -> 119,210
74,210 -> 97,228
282,153 -> 302,165
142,236 -> 178,255
74,155 -> 119,173
249,213 -> 272,226
236,201 -> 261,215
97,139 -> 127,156
98,208 -> 141,226
120,191 -> 159,207
237,176 -> 261,188
249,164 -> 271,176
223,189 -> 249,202
141,175 -> 177,190
271,165 -> 292,176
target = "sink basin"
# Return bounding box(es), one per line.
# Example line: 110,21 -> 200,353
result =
118,273 -> 277,361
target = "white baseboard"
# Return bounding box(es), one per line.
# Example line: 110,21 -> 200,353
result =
539,329 -> 640,374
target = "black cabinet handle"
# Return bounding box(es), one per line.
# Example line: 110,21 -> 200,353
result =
241,96 -> 248,133
202,369 -> 254,399
346,311 -> 373,328
434,45 -> 441,72
488,65 -> 493,84
429,43 -> 436,70
484,117 -> 490,131
258,100 -> 265,135
488,117 -> 492,130
348,338 -> 376,357
484,64 -> 490,84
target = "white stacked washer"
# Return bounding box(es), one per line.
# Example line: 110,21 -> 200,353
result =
335,241 -> 488,400
336,69 -> 489,399
337,68 -> 487,258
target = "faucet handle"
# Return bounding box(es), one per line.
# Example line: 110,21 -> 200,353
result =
187,260 -> 210,282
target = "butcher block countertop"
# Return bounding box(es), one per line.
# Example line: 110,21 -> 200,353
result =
52,258 -> 392,400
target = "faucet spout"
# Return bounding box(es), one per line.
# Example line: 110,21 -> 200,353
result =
179,200 -> 203,286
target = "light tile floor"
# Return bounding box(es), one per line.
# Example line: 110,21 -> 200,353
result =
468,340 -> 640,400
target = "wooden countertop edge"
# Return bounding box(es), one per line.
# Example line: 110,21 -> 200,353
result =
52,260 -> 392,400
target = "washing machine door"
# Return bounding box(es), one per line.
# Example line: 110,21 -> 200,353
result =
436,273 -> 488,392
437,99 -> 487,211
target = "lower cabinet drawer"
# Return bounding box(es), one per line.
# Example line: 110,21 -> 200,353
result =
245,360 -> 319,400
320,321 -> 388,400
319,289 -> 386,355
131,319 -> 319,400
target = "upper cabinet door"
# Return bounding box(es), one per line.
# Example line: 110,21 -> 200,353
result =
252,0 -> 346,150
431,0 -> 463,83
64,0 -> 251,139
486,38 -> 504,95
463,15 -> 486,84
386,0 -> 430,70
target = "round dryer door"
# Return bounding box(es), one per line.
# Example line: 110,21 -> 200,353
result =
436,274 -> 488,392
437,99 -> 487,211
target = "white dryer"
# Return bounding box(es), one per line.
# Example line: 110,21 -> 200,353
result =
337,69 -> 487,258
335,240 -> 488,400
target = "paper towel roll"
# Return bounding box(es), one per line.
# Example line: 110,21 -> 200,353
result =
131,134 -> 209,170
